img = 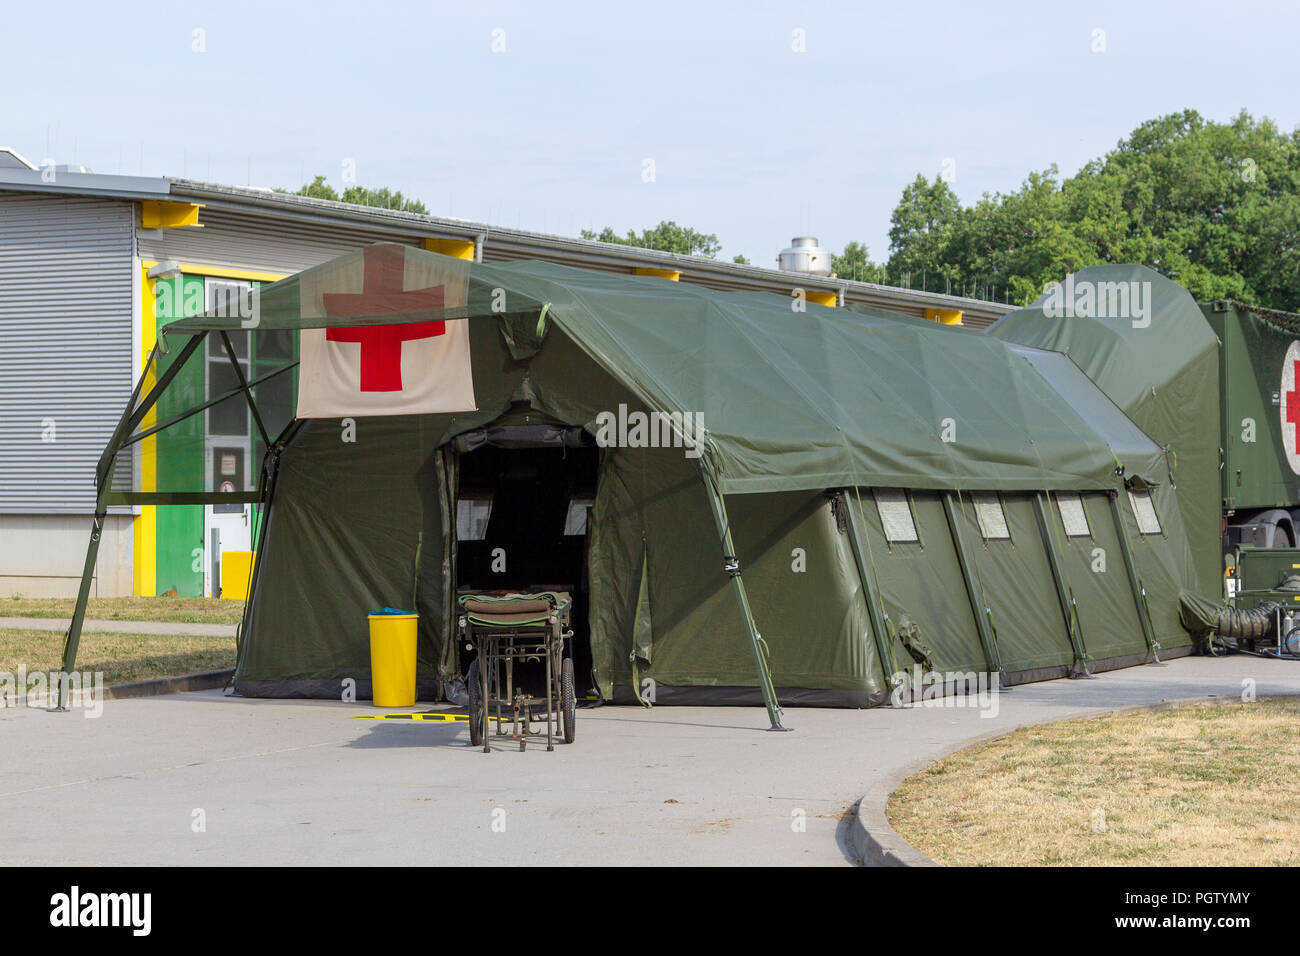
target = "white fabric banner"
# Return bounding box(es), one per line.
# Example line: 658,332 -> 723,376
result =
296,244 -> 477,418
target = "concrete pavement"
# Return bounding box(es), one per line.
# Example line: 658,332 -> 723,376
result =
2,654 -> 1298,866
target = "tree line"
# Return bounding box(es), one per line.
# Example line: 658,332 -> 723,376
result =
286,110 -> 1300,310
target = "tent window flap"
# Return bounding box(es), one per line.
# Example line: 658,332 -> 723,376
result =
1056,492 -> 1092,538
875,488 -> 919,544
1128,489 -> 1162,535
972,491 -> 1010,541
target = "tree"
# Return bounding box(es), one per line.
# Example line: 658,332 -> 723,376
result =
832,241 -> 885,283
294,175 -> 337,201
880,110 -> 1300,309
284,176 -> 429,214
886,174 -> 964,291
340,185 -> 428,215
580,220 -> 722,258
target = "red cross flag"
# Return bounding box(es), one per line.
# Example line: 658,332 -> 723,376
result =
296,244 -> 477,418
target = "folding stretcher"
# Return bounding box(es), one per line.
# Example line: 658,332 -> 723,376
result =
458,591 -> 576,752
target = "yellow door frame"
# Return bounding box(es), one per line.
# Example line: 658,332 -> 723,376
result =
133,258 -> 289,596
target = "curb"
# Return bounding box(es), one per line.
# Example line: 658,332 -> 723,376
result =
851,692 -> 1297,867
103,669 -> 234,700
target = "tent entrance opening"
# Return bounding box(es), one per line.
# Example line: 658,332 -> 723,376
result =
454,439 -> 598,699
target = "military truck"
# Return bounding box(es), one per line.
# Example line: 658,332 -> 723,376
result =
1205,300 -> 1300,554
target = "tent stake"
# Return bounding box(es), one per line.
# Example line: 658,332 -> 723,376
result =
701,471 -> 788,731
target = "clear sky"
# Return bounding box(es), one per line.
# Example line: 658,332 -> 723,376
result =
3,0 -> 1298,266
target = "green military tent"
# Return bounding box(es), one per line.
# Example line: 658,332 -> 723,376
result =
66,245 -> 1213,722
985,264 -> 1222,599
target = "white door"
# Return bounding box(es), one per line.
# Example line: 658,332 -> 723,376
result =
204,448 -> 253,598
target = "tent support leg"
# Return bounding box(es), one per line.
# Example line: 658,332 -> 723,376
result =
1033,493 -> 1092,678
61,336 -> 204,709
1108,491 -> 1161,663
942,492 -> 1006,684
59,507 -> 106,710
701,473 -> 788,731
843,489 -> 901,696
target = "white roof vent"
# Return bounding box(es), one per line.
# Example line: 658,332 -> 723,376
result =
777,236 -> 832,276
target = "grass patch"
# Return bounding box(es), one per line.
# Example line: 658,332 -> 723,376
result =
0,628 -> 235,685
887,698 -> 1300,867
2,596 -> 243,626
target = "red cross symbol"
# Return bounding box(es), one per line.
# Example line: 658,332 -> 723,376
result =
1287,360 -> 1300,451
323,245 -> 446,392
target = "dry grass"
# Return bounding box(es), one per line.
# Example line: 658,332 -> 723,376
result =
0,628 -> 235,685
2,596 -> 243,626
887,698 -> 1300,866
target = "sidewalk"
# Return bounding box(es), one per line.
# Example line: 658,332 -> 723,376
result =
0,616 -> 236,638
4,654 -> 1298,865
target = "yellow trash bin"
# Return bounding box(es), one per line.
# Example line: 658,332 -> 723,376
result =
368,611 -> 418,707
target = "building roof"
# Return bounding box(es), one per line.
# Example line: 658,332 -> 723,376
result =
0,166 -> 1015,327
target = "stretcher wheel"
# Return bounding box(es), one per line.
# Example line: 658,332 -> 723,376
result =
561,656 -> 576,743
467,659 -> 484,748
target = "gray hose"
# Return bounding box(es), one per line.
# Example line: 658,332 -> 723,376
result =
1217,601 -> 1280,640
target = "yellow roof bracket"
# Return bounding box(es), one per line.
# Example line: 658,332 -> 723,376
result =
634,267 -> 680,281
925,307 -> 963,325
140,200 -> 204,230
424,237 -> 476,260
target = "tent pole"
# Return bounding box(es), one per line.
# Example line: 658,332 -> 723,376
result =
119,332 -> 206,442
1033,492 -> 1092,678
58,499 -> 107,711
942,492 -> 1005,682
235,425 -> 294,675
62,333 -> 205,708
122,361 -> 297,448
58,346 -> 159,710
1107,491 -> 1161,662
843,488 -> 901,694
700,471 -> 788,731
219,331 -> 271,448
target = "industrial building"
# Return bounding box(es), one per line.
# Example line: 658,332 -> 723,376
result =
0,149 -> 1009,598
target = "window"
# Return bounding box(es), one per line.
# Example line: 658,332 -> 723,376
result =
972,492 -> 1010,540
1055,492 -> 1092,538
1128,489 -> 1162,535
205,280 -> 252,440
563,495 -> 594,536
875,488 -> 918,543
456,495 -> 493,541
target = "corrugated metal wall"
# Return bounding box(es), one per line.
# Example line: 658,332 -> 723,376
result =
0,192 -> 134,513
137,206 -> 418,275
